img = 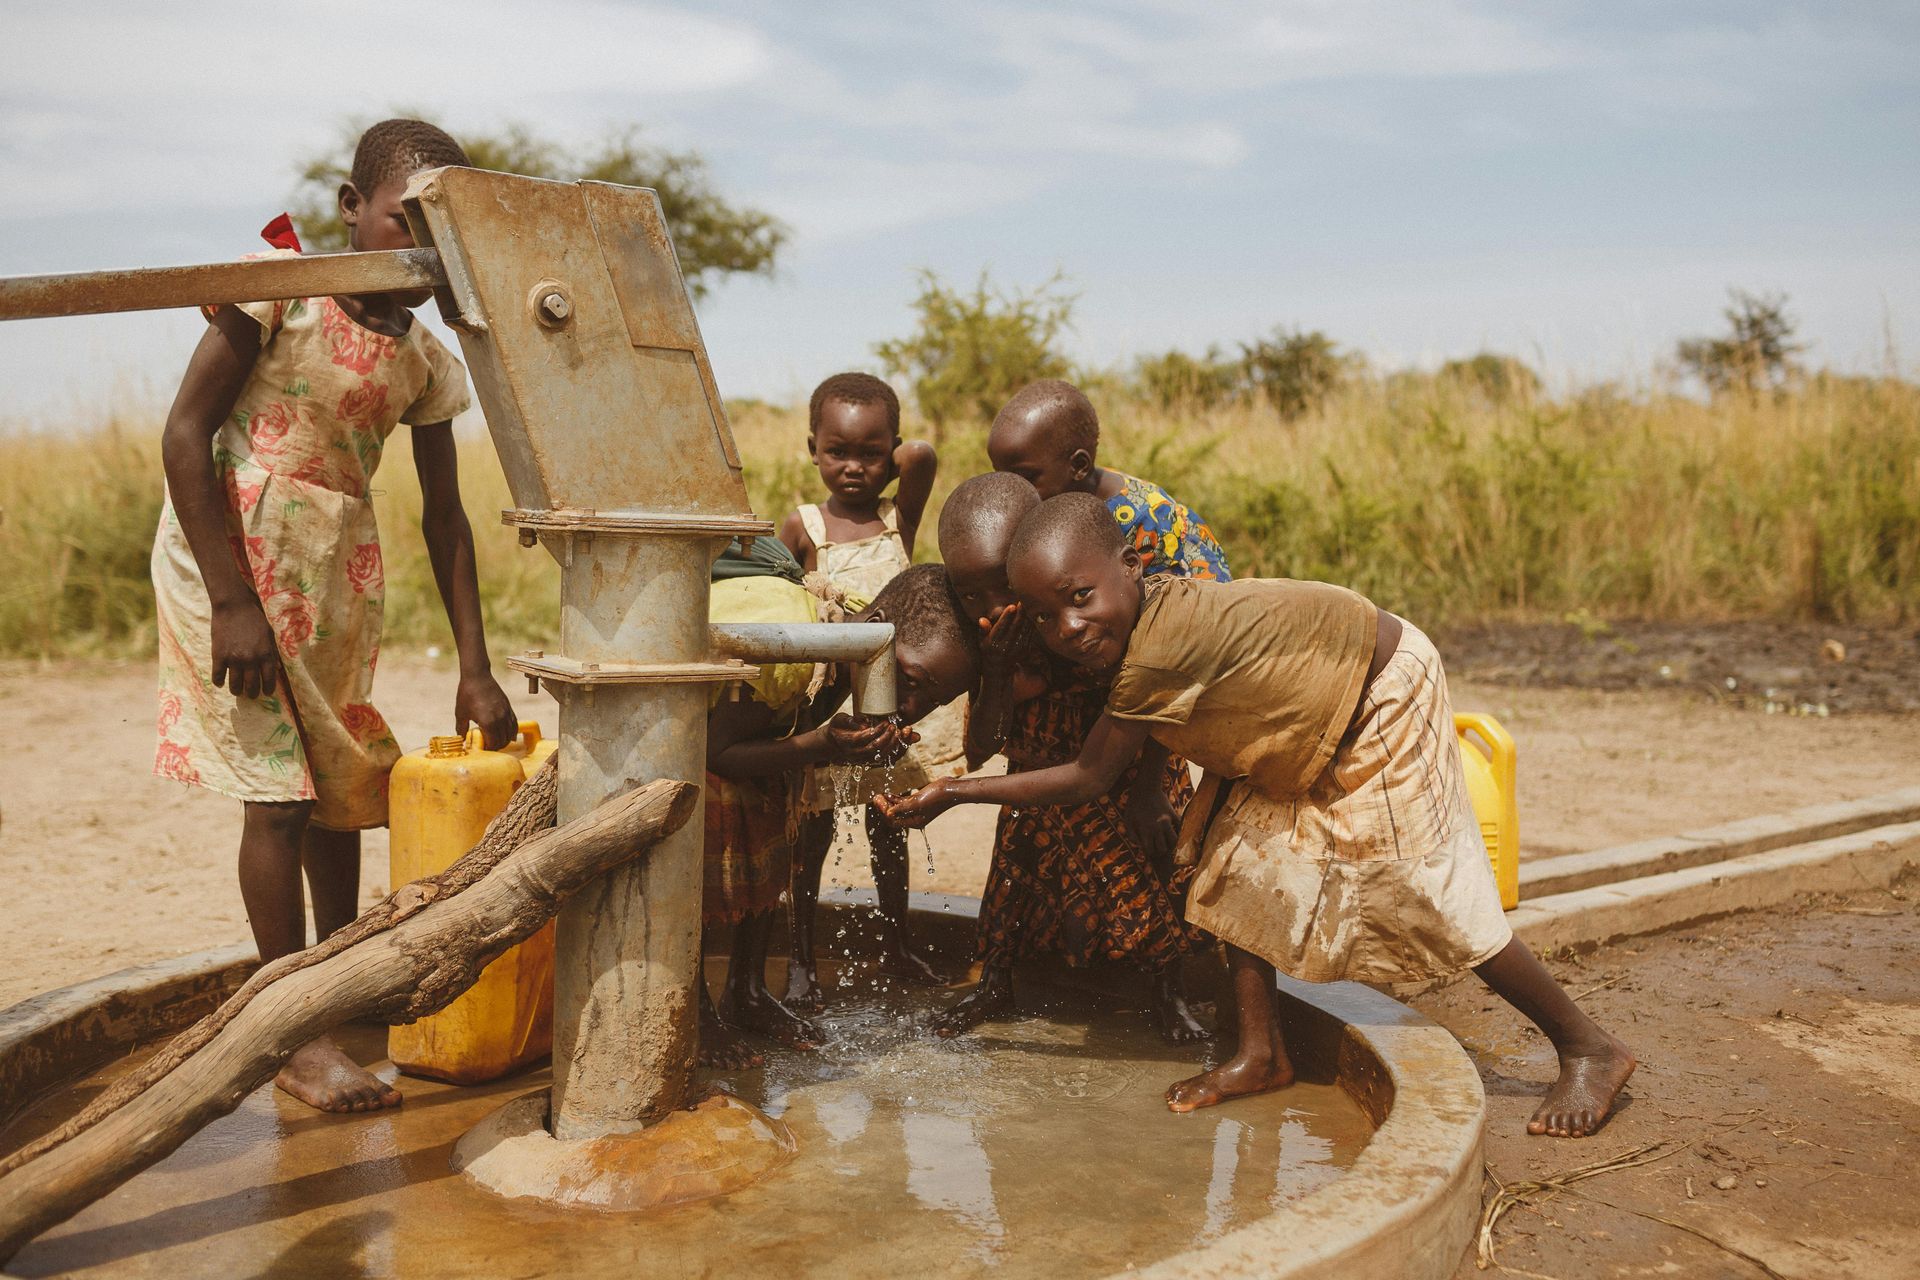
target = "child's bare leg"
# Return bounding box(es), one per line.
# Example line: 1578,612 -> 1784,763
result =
930,961 -> 1016,1038
1151,964 -> 1210,1045
866,804 -> 945,985
1473,938 -> 1635,1138
240,805 -> 398,1115
721,910 -> 821,1049
302,826 -> 362,942
1166,945 -> 1293,1112
699,964 -> 763,1070
785,811 -> 837,1012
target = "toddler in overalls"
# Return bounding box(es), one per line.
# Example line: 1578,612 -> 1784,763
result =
777,373 -> 956,1004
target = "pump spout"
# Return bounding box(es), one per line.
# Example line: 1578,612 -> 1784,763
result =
708,622 -> 896,718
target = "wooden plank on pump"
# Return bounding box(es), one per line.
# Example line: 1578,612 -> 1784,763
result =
0,249 -> 447,321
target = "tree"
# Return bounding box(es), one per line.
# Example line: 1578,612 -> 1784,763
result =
1438,353 -> 1542,404
1239,327 -> 1351,422
291,119 -> 785,299
1676,290 -> 1803,398
1133,347 -> 1240,410
874,270 -> 1076,440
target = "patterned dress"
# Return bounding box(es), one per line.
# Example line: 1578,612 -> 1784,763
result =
152,256 -> 470,830
975,473 -> 1233,972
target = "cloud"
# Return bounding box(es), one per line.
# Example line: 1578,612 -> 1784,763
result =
0,0 -> 770,218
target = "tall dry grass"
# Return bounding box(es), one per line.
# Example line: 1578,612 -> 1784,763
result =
2,370 -> 1915,661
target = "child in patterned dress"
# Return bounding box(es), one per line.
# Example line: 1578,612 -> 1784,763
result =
152,120 -> 516,1114
778,373 -> 953,1006
927,380 -> 1234,1041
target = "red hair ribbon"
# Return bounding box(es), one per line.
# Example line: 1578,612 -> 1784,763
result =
259,214 -> 303,253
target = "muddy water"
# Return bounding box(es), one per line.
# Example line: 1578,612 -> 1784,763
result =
5,967 -> 1373,1278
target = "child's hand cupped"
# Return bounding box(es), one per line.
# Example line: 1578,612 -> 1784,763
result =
456,673 -> 518,750
824,712 -> 917,765
872,780 -> 956,829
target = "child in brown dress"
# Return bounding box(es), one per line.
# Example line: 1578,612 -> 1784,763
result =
881,494 -> 1637,1138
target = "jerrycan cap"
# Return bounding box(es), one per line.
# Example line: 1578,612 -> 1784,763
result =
427,734 -> 470,759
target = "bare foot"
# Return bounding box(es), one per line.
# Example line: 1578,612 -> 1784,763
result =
1529,1034 -> 1636,1137
721,989 -> 822,1050
879,946 -> 949,987
1151,970 -> 1211,1045
274,1036 -> 402,1113
931,973 -> 1016,1038
1166,1035 -> 1293,1113
784,961 -> 827,1014
699,1013 -> 765,1070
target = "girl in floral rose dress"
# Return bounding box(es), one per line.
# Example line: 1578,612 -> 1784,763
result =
152,120 -> 515,1114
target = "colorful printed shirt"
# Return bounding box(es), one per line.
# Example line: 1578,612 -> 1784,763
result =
152,251 -> 471,828
1106,472 -> 1233,581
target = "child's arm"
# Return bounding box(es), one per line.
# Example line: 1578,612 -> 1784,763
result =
777,508 -> 816,571
891,439 -> 938,557
413,423 -> 517,749
963,605 -> 1029,770
876,712 -> 1154,827
161,308 -> 279,699
1124,739 -> 1179,865
709,697 -> 910,781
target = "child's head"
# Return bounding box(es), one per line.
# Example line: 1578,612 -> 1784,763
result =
987,379 -> 1100,499
340,119 -> 470,302
1006,493 -> 1142,671
937,472 -> 1040,624
858,564 -> 977,723
808,373 -> 902,510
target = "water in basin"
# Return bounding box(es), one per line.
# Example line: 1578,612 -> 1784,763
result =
3,961 -> 1373,1278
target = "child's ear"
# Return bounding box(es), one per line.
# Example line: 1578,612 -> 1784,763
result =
1120,547 -> 1143,581
806,433 -> 818,459
338,182 -> 364,229
1069,448 -> 1094,481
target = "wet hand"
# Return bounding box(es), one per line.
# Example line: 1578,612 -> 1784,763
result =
979,604 -> 1024,673
210,598 -> 285,700
872,780 -> 956,829
824,712 -> 917,765
456,673 -> 517,749
1126,784 -> 1179,872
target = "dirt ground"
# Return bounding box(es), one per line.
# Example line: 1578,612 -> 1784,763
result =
2,651 -> 1917,1010
1442,619 -> 1920,716
1428,880 -> 1920,1280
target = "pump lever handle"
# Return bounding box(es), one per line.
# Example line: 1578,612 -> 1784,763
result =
0,248 -> 446,322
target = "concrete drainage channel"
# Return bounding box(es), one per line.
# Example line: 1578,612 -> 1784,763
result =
1506,786 -> 1920,956
3,788 -> 1915,1277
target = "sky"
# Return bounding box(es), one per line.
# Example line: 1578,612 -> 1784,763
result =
2,0 -> 1916,423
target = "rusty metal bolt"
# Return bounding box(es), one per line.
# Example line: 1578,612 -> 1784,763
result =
539,291 -> 571,324
518,528 -> 538,548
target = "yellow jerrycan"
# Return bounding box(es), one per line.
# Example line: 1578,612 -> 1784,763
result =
388,720 -> 556,1083
1454,712 -> 1520,910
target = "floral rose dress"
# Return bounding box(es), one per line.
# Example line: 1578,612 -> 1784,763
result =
152,255 -> 470,829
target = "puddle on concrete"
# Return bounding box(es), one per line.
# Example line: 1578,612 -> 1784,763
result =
4,964 -> 1373,1278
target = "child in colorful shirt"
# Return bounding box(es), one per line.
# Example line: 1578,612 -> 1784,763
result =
152,121 -> 516,1114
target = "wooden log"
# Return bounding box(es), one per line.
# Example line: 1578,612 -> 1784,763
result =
1,757 -> 561,1176
0,776 -> 696,1265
